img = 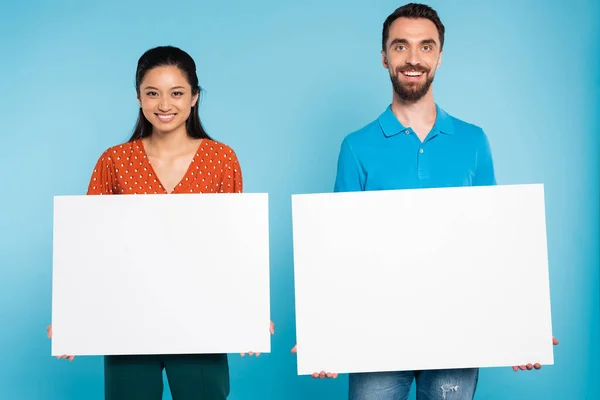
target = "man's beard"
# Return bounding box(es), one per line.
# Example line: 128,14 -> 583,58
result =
390,66 -> 435,103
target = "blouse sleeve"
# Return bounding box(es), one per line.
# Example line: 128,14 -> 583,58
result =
86,150 -> 117,195
220,147 -> 243,194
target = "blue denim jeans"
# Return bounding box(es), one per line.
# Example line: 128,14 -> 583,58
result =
349,368 -> 479,400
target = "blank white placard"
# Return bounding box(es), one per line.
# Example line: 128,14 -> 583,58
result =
291,184 -> 554,375
52,193 -> 270,356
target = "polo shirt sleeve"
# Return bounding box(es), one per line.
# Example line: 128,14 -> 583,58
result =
473,130 -> 497,186
333,138 -> 365,192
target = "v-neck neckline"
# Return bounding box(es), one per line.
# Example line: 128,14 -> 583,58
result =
138,138 -> 204,194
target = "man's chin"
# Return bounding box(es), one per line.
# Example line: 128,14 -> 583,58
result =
395,89 -> 428,103
392,79 -> 433,102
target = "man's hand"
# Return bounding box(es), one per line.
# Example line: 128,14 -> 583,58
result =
512,336 -> 559,371
291,344 -> 338,379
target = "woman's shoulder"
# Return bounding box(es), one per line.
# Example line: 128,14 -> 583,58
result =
94,139 -> 143,164
200,138 -> 239,159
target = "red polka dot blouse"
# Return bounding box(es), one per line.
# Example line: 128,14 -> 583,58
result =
87,139 -> 242,195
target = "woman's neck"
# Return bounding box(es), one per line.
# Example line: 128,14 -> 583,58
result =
144,126 -> 199,157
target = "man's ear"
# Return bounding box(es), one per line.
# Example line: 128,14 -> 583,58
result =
381,50 -> 389,70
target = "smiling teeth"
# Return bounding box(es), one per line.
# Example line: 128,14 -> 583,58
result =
403,71 -> 422,76
158,114 -> 175,119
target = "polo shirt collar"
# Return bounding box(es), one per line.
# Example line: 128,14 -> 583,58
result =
378,103 -> 455,137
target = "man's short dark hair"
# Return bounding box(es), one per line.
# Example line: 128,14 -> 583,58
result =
382,3 -> 445,51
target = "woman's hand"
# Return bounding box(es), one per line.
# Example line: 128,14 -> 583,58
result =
47,324 -> 75,361
240,321 -> 275,357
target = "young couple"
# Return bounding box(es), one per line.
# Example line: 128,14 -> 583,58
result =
46,3 -> 558,399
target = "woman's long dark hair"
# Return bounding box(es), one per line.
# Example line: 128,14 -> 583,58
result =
128,46 -> 212,142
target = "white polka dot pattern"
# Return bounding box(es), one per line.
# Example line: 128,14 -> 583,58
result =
87,139 -> 243,195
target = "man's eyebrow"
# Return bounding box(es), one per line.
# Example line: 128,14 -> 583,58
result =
421,39 -> 437,46
389,38 -> 409,47
389,38 -> 438,47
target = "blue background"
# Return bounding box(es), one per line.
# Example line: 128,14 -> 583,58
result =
0,0 -> 598,399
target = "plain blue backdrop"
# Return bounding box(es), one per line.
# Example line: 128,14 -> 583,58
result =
0,0 -> 598,399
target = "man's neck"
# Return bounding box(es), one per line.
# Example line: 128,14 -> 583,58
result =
391,90 -> 437,141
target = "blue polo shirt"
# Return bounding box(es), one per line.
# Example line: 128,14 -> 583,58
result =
334,104 -> 496,192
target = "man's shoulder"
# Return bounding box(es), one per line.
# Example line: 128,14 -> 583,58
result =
341,117 -> 382,148
443,110 -> 487,141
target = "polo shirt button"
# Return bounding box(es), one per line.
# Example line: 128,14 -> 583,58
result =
419,148 -> 424,153
405,130 -> 410,134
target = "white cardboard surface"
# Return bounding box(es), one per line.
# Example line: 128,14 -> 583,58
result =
291,184 -> 554,374
52,193 -> 271,356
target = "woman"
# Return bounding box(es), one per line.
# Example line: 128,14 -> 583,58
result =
47,45 -> 274,400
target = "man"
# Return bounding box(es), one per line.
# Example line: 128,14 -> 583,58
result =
292,3 -> 558,399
